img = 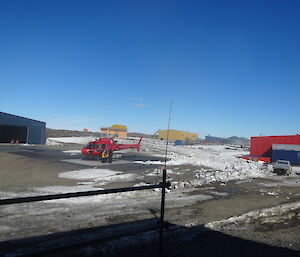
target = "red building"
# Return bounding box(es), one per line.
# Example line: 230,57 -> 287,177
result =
243,135 -> 300,163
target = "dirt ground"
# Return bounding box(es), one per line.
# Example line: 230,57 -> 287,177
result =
0,143 -> 299,257
0,144 -> 165,191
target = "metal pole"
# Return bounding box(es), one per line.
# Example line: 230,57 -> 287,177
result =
159,168 -> 167,256
159,100 -> 172,256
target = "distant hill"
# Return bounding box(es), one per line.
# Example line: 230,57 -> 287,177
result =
46,128 -> 105,138
223,136 -> 250,145
205,135 -> 250,145
127,132 -> 154,139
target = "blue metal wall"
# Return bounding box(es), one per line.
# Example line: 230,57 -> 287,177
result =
175,140 -> 184,146
0,112 -> 46,144
272,150 -> 300,165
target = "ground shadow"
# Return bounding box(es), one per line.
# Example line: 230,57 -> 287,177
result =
119,225 -> 300,257
0,218 -> 299,257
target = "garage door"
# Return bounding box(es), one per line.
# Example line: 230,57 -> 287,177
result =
0,125 -> 27,143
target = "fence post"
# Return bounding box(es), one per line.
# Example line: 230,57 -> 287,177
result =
159,168 -> 167,256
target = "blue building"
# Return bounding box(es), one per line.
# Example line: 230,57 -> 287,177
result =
272,144 -> 300,165
0,112 -> 46,144
205,135 -> 225,143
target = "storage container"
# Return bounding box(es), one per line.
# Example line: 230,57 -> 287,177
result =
250,135 -> 300,157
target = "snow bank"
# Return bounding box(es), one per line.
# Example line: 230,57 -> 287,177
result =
166,145 -> 255,171
138,143 -> 267,184
206,201 -> 300,230
47,137 -> 95,145
190,166 -> 267,186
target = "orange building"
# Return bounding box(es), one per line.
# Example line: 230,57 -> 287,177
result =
101,125 -> 127,138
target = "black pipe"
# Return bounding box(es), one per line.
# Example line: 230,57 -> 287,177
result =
0,181 -> 171,257
0,184 -> 165,206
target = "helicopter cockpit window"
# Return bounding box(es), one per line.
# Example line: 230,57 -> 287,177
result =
86,142 -> 96,149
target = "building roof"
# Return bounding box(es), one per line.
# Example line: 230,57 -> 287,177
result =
159,129 -> 197,135
101,126 -> 127,131
252,135 -> 300,139
0,111 -> 46,125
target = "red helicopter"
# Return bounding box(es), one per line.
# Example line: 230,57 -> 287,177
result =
82,137 -> 142,163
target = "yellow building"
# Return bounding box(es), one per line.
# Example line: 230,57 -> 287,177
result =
159,129 -> 198,141
101,125 -> 127,138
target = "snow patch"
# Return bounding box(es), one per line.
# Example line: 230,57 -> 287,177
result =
58,169 -> 136,186
267,192 -> 279,196
46,138 -> 63,146
0,225 -> 11,232
28,169 -> 138,204
134,160 -> 164,165
62,150 -> 82,155
145,169 -> 182,177
33,185 -> 101,194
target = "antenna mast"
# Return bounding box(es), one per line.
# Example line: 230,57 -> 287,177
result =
164,100 -> 173,168
159,100 -> 173,256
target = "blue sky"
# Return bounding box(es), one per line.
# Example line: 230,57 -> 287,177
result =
1,0 -> 299,138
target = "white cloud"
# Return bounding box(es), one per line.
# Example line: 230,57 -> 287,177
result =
134,103 -> 145,108
128,97 -> 144,101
